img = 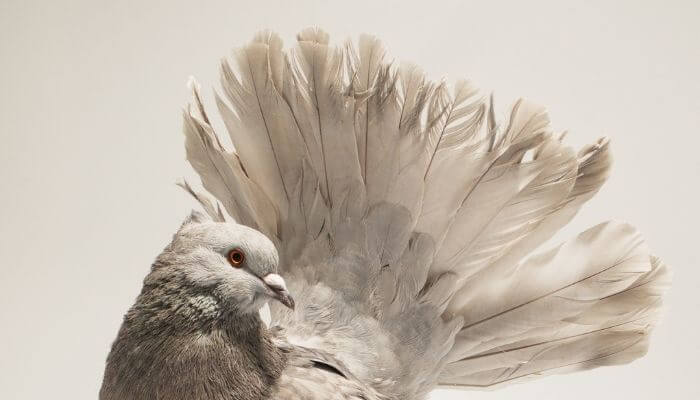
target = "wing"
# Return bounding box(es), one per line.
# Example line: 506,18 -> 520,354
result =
271,330 -> 383,400
272,367 -> 375,400
182,29 -> 670,397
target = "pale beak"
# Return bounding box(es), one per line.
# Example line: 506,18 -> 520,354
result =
262,273 -> 295,310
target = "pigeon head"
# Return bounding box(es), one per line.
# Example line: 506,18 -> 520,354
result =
149,210 -> 294,316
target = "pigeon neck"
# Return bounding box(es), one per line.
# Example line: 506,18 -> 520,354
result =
100,287 -> 287,399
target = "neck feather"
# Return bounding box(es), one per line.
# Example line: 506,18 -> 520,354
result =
100,282 -> 287,400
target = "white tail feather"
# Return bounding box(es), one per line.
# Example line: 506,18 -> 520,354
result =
182,29 -> 670,396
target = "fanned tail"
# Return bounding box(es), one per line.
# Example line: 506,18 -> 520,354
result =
182,29 -> 670,398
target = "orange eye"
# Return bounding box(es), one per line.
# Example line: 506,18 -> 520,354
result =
227,248 -> 245,267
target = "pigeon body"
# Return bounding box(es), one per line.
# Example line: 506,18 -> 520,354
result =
101,29 -> 670,399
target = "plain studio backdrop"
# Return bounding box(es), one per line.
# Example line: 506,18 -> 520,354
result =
1,0 -> 698,398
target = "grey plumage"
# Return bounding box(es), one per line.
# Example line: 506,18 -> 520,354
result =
101,29 -> 670,399
101,212 -> 287,399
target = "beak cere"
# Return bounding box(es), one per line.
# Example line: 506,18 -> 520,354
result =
262,273 -> 295,310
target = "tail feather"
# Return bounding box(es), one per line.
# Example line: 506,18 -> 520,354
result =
460,137 -> 612,298
432,136 -> 576,278
183,85 -> 277,235
182,29 -> 670,398
441,253 -> 669,388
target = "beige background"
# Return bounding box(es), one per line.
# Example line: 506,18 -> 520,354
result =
1,0 -> 698,398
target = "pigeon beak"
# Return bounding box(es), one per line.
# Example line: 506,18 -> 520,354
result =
262,273 -> 295,310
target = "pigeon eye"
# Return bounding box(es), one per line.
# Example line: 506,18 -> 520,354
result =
227,248 -> 245,267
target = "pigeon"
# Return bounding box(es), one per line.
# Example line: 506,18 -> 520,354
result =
100,28 -> 671,400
